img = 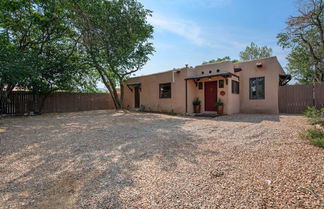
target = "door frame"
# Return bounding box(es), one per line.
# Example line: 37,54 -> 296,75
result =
204,81 -> 218,111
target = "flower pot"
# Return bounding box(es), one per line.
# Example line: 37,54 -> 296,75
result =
193,104 -> 201,113
217,106 -> 224,115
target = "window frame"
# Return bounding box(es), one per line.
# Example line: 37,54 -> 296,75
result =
159,82 -> 172,99
249,77 -> 265,100
219,80 -> 224,88
232,80 -> 240,94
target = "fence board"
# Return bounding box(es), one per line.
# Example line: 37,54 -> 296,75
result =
314,83 -> 324,109
1,92 -> 114,115
279,84 -> 324,114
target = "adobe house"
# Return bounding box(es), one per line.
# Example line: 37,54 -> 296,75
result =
123,56 -> 291,115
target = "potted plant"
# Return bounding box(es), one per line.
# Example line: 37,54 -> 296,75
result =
192,97 -> 201,113
215,99 -> 224,115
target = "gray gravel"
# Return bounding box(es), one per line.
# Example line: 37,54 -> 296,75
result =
0,110 -> 323,208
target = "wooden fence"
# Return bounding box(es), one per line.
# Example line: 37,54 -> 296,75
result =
1,91 -> 115,115
279,84 -> 324,114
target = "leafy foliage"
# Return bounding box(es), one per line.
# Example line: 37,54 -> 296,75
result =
303,106 -> 324,126
69,0 -> 154,109
306,129 -> 324,148
202,56 -> 238,64
0,0 -> 98,96
239,42 -> 273,61
303,106 -> 324,148
277,0 -> 324,84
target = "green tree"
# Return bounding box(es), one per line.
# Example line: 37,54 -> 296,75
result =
202,56 -> 238,64
239,42 -> 273,61
69,0 -> 154,109
277,0 -> 324,83
0,0 -> 98,112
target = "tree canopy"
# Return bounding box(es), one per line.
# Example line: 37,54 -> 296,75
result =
0,0 -> 97,96
277,0 -> 324,84
239,42 -> 273,61
69,0 -> 154,109
202,56 -> 238,64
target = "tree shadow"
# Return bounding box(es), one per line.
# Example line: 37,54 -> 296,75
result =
192,113 -> 281,123
0,110 -> 208,208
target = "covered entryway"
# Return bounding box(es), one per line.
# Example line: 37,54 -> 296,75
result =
204,81 -> 217,111
126,82 -> 141,109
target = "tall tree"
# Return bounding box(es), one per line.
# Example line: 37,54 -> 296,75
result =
277,0 -> 324,83
202,56 -> 238,64
0,0 -> 97,112
69,0 -> 154,109
239,42 -> 273,61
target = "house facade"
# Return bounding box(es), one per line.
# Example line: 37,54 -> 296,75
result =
123,56 -> 290,115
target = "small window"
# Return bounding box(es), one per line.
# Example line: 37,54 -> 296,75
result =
198,82 -> 203,90
201,71 -> 204,75
219,80 -> 224,88
249,77 -> 265,99
232,80 -> 240,94
159,83 -> 171,98
209,70 -> 212,74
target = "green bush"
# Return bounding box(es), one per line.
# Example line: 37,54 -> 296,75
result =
306,129 -> 324,148
310,138 -> 324,148
306,129 -> 324,139
303,106 -> 323,118
303,106 -> 324,127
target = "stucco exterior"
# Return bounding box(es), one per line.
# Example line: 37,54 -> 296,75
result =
123,56 -> 286,115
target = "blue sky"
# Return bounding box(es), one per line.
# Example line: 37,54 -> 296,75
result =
135,0 -> 299,76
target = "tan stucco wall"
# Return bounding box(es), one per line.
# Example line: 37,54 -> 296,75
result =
123,56 -> 284,115
235,57 -> 284,114
123,68 -> 189,114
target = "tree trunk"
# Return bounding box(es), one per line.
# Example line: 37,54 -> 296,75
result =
119,78 -> 124,108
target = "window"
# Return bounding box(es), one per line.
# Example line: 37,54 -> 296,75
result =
198,82 -> 203,90
249,77 -> 265,99
159,83 -> 171,98
232,80 -> 240,94
219,80 -> 224,88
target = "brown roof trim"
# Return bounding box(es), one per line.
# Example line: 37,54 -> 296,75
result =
126,82 -> 141,86
279,74 -> 292,86
185,72 -> 239,80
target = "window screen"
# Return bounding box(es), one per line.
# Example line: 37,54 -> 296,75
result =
249,77 -> 265,99
232,80 -> 240,94
159,83 -> 171,98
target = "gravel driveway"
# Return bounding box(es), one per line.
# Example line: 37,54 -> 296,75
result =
0,110 -> 323,208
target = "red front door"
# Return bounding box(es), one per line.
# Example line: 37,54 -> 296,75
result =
204,81 -> 218,111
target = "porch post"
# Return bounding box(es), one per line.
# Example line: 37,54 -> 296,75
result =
185,79 -> 188,113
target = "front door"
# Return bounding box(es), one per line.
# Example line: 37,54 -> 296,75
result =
134,86 -> 140,108
204,81 -> 217,111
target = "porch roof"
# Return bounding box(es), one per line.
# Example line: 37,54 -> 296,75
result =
185,72 -> 239,80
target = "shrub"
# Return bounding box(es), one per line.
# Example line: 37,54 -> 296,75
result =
303,106 -> 324,127
192,97 -> 201,106
306,129 -> 324,139
310,138 -> 324,148
305,129 -> 324,148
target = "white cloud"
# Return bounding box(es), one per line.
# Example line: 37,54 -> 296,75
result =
148,14 -> 206,46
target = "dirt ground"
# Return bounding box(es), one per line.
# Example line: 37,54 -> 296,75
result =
0,110 -> 323,209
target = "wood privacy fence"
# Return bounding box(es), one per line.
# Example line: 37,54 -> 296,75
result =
279,84 -> 324,114
1,91 -> 115,115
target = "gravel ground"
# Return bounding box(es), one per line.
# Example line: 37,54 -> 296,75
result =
0,110 -> 323,209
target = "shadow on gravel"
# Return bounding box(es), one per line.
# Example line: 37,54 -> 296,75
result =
0,111 -> 208,208
211,114 -> 280,123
